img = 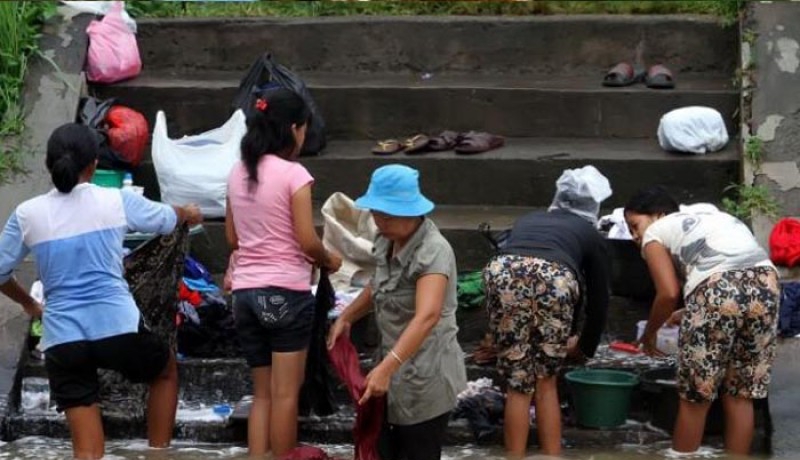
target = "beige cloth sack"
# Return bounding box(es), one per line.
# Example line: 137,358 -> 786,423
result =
322,192 -> 378,291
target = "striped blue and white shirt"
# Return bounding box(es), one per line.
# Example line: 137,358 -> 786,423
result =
0,183 -> 177,350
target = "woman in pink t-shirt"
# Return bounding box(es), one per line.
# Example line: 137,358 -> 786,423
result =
225,88 -> 341,457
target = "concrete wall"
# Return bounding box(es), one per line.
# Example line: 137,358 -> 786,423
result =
748,2 -> 800,250
0,8 -> 90,225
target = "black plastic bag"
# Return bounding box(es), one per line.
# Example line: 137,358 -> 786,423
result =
232,53 -> 326,156
76,96 -> 131,170
299,270 -> 337,416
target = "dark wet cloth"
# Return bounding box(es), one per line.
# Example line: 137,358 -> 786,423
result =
328,335 -> 384,460
124,225 -> 189,349
453,388 -> 505,444
779,282 -> 800,337
499,210 -> 610,358
97,226 -> 188,418
299,270 -> 337,417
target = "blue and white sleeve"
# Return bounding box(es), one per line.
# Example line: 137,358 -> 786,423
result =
121,190 -> 178,235
0,212 -> 30,285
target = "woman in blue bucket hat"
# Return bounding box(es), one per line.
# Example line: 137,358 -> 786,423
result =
328,164 -> 467,460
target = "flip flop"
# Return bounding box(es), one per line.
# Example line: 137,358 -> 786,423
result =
403,134 -> 432,155
454,131 -> 505,155
371,139 -> 404,155
645,64 -> 676,89
602,62 -> 646,87
427,130 -> 461,151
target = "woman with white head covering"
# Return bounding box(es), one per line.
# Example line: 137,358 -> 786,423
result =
482,165 -> 612,458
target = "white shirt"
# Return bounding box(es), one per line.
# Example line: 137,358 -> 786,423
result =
642,206 -> 774,296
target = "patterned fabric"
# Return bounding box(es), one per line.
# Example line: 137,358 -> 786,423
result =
483,255 -> 580,394
98,226 -> 188,419
678,266 -> 780,403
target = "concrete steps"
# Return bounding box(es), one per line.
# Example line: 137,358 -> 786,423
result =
132,16 -> 738,76
95,72 -> 739,139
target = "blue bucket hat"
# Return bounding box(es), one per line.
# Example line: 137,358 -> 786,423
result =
355,164 -> 435,217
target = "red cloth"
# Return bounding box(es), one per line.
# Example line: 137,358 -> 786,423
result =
770,218 -> 800,267
280,446 -> 336,460
328,336 -> 384,460
178,281 -> 202,306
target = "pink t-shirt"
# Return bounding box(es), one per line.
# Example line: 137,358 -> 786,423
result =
227,155 -> 314,291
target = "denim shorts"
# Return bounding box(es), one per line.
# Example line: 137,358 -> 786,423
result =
232,286 -> 315,368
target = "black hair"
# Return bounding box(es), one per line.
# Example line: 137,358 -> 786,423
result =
624,185 -> 680,216
240,87 -> 311,186
45,123 -> 99,193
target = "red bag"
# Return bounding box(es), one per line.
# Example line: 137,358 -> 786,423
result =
106,105 -> 149,168
328,336 -> 384,460
770,218 -> 800,267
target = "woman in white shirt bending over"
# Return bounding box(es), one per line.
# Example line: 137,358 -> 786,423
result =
624,185 -> 778,456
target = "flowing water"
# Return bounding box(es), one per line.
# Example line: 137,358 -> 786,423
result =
0,437 -> 778,460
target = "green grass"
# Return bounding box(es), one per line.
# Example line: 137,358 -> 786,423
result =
0,1 -> 55,184
129,1 -> 744,19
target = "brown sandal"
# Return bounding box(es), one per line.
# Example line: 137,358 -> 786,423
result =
403,134 -> 432,155
454,131 -> 505,155
371,139 -> 404,155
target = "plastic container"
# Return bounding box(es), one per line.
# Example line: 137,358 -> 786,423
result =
92,169 -> 125,188
636,320 -> 679,355
565,369 -> 639,428
640,367 -> 723,435
122,172 -> 134,189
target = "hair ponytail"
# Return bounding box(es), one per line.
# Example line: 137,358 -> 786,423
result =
240,88 -> 311,187
46,123 -> 99,193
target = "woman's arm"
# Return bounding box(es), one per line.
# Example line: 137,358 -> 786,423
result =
359,273 -> 447,404
327,285 -> 374,349
224,196 -> 238,250
0,280 -> 41,318
640,241 -> 682,356
291,184 -> 341,272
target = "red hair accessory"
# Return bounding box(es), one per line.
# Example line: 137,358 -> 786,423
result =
255,98 -> 268,112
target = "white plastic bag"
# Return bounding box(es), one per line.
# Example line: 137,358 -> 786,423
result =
321,192 -> 378,291
548,165 -> 612,224
657,106 -> 729,154
62,1 -> 137,33
152,110 -> 247,218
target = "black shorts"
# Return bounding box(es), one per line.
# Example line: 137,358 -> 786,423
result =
233,286 -> 315,368
44,329 -> 170,411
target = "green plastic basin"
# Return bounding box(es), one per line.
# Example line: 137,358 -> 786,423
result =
565,369 -> 639,428
91,169 -> 124,188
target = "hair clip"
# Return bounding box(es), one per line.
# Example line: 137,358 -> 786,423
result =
255,98 -> 268,112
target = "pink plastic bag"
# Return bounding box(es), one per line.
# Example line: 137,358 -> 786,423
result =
86,1 -> 141,83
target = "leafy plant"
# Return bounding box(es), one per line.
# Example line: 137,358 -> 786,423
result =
0,1 -> 56,183
744,136 -> 764,170
722,184 -> 780,221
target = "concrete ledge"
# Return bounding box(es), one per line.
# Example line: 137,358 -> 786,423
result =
134,16 -> 738,76
95,73 -> 739,140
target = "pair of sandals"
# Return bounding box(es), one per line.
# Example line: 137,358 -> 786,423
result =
602,62 -> 675,89
372,130 -> 505,156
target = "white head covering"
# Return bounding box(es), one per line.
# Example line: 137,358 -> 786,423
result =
548,165 -> 613,224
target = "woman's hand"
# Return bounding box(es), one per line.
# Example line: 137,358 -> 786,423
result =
666,308 -> 684,327
327,317 -> 351,350
565,335 -> 586,363
358,360 -> 394,405
181,204 -> 203,226
637,333 -> 665,357
324,250 -> 343,274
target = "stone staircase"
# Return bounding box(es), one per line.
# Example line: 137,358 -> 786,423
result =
9,14 -> 747,448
